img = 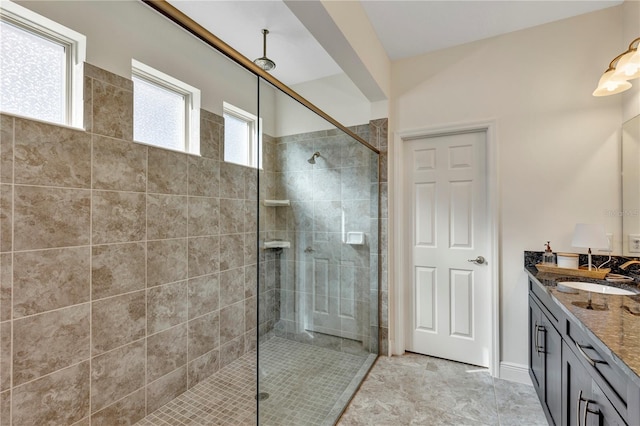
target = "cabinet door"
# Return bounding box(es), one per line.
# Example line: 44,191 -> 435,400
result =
563,341 -> 626,426
529,296 -> 544,395
543,312 -> 562,425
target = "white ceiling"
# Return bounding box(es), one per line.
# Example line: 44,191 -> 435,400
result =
168,0 -> 622,87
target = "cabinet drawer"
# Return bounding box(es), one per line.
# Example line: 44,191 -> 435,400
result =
565,318 -> 628,415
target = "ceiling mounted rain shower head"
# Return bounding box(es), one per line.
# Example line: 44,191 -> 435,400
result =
307,152 -> 321,164
253,29 -> 276,71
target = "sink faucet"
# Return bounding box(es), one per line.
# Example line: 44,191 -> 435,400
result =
620,260 -> 640,270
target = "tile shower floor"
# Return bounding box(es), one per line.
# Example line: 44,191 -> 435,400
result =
135,337 -> 375,426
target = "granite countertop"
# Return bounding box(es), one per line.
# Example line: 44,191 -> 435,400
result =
526,265 -> 640,387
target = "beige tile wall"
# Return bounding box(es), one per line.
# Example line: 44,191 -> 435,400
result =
0,63 -> 265,425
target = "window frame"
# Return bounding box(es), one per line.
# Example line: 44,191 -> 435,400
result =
132,59 -> 201,155
0,0 -> 86,128
223,101 -> 262,169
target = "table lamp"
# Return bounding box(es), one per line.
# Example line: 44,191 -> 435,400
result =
571,223 -> 609,271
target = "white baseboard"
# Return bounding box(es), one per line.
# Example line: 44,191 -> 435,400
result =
499,362 -> 532,385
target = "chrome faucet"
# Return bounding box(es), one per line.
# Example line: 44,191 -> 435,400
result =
620,260 -> 640,270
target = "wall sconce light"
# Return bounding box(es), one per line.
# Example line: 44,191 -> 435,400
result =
593,37 -> 640,97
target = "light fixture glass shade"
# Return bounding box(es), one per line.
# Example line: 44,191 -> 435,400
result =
592,69 -> 632,96
571,223 -> 609,250
612,49 -> 640,81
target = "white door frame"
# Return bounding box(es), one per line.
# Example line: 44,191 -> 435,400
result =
391,120 -> 500,377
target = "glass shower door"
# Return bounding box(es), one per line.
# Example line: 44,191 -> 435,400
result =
257,78 -> 379,425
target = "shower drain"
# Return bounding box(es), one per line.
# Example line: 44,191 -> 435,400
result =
256,392 -> 270,401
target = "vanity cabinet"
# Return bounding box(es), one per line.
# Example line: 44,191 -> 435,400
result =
529,294 -> 562,425
529,276 -> 640,426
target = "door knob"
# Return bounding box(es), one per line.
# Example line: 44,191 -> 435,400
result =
468,256 -> 485,265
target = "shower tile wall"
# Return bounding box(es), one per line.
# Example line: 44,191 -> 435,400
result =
0,63 -> 266,425
268,125 -> 381,354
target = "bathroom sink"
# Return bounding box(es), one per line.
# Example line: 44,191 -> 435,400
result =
557,281 -> 636,296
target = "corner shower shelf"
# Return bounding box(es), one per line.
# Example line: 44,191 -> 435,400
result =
263,240 -> 291,249
263,199 -> 290,207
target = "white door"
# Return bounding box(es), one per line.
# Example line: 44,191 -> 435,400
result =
403,130 -> 491,367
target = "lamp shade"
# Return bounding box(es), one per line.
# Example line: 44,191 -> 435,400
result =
593,69 -> 632,96
571,223 -> 609,249
612,49 -> 640,81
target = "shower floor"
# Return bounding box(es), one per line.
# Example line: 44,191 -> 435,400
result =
135,337 -> 376,426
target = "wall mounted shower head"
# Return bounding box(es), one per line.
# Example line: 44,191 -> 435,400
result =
307,152 -> 321,164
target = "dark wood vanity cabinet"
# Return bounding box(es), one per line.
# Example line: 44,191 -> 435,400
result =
529,294 -> 562,425
562,340 -> 625,426
529,277 -> 640,426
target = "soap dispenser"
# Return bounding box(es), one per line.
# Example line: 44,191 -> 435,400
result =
542,241 -> 556,265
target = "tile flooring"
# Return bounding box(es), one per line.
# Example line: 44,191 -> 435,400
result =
338,352 -> 547,426
135,337 -> 375,425
136,339 -> 546,426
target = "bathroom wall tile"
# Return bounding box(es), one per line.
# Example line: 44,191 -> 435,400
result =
13,246 -> 90,317
220,234 -> 243,272
277,139 -> 314,173
148,147 -> 188,195
341,137 -> 371,169
147,238 -> 188,287
13,304 -> 90,386
188,196 -> 219,237
92,242 -> 145,300
188,311 -> 219,361
14,118 -> 91,188
147,281 -> 187,334
0,184 -> 11,252
341,167 -> 370,200
187,349 -> 219,389
147,324 -> 188,383
92,79 -> 133,140
0,253 -> 10,322
220,267 -> 244,308
219,198 -> 244,235
314,200 -> 341,233
244,199 -> 258,233
147,194 -> 188,240
200,114 -> 222,161
146,365 -> 187,414
379,152 -> 388,183
14,185 -> 91,250
0,390 -> 9,426
220,302 -> 245,345
245,264 -> 257,299
90,340 -> 145,413
219,336 -> 244,368
245,297 -> 257,332
92,135 -> 147,192
85,63 -> 133,90
0,114 -> 13,183
283,171 -> 313,201
92,291 -> 145,355
188,236 -> 219,278
188,274 -> 219,319
245,167 -> 257,201
219,162 -> 244,199
245,329 -> 257,353
243,232 -> 257,267
91,388 -> 145,426
344,199 -> 370,233
84,76 -> 93,131
74,417 -> 91,426
11,361 -> 90,426
315,136 -> 344,170
188,155 -> 219,197
92,190 -> 146,244
1,322 -> 10,392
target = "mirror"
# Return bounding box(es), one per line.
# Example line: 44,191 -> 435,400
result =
622,114 -> 640,256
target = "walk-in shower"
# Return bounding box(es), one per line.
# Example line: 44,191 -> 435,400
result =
0,2 -> 381,425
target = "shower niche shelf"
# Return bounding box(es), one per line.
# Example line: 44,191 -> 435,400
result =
263,240 -> 291,249
263,199 -> 290,207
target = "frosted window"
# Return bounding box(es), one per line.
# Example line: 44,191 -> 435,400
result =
133,75 -> 186,151
0,20 -> 66,124
224,112 -> 250,166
